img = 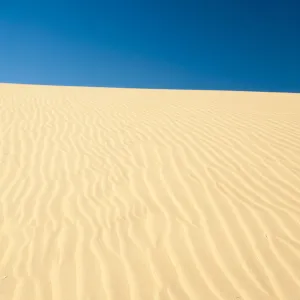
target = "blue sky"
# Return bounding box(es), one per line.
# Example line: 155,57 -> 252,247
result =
1,1 -> 299,92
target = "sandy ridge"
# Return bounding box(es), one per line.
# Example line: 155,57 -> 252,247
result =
1,83 -> 300,299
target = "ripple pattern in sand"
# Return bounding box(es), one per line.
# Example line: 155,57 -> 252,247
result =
1,85 -> 300,300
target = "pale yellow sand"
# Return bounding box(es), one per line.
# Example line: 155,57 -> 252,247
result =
1,83 -> 300,300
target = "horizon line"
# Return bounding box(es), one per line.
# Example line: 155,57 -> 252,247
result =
1,81 -> 299,95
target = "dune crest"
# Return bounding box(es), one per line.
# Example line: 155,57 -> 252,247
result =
1,83 -> 300,299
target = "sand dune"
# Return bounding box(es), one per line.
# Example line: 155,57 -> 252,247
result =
1,83 -> 300,299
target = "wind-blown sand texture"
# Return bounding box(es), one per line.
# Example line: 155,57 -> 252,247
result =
1,83 -> 300,300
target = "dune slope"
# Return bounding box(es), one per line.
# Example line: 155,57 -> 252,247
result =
1,83 -> 300,300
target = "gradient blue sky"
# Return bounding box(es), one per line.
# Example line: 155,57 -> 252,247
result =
1,1 -> 299,92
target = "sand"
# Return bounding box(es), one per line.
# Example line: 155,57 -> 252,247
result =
1,83 -> 300,300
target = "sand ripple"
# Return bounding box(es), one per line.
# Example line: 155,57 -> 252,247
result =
1,84 -> 300,299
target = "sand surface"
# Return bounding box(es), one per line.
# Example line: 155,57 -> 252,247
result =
1,83 -> 300,300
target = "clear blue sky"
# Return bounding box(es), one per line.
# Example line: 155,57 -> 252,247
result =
1,1 -> 299,92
